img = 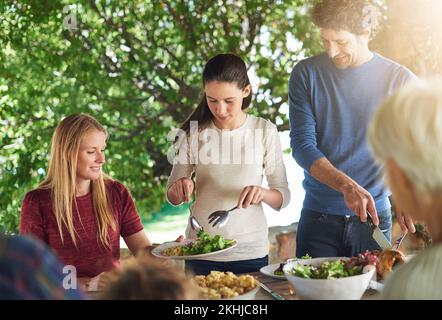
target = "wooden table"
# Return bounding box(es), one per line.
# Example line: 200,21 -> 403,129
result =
251,272 -> 381,300
85,269 -> 381,300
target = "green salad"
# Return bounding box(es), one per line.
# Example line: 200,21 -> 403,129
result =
274,254 -> 312,276
289,251 -> 377,279
182,229 -> 236,255
291,260 -> 362,279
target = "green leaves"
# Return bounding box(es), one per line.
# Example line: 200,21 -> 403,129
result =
292,260 -> 363,279
182,228 -> 234,255
1,0 -> 321,233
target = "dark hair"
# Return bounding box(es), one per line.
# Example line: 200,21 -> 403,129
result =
311,0 -> 381,39
180,53 -> 252,134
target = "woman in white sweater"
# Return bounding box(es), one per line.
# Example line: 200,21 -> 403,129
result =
368,78 -> 442,299
166,53 -> 291,275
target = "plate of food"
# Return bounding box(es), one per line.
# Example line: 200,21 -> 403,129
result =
259,262 -> 288,280
194,271 -> 260,300
151,229 -> 237,260
260,255 -> 311,280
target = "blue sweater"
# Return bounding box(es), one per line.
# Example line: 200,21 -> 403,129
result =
289,52 -> 416,216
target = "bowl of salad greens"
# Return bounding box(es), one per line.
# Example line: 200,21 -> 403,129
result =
283,254 -> 376,300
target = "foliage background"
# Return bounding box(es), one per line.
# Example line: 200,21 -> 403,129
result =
1,0 -> 440,233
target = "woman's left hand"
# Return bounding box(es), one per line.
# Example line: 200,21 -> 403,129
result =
237,186 -> 266,208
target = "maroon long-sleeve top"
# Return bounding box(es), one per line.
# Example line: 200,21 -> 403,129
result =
20,180 -> 144,278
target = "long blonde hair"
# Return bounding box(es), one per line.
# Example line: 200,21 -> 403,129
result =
38,114 -> 116,248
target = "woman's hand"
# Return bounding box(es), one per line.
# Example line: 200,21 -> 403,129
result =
237,186 -> 284,210
167,177 -> 194,205
87,269 -> 121,292
237,186 -> 266,208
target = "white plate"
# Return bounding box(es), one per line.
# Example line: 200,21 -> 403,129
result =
259,263 -> 286,280
368,280 -> 384,291
151,239 -> 237,260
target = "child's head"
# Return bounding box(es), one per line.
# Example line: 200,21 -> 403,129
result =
180,53 -> 252,133
101,255 -> 202,300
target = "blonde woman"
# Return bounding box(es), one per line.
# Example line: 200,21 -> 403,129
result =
20,114 -> 162,292
368,78 -> 442,299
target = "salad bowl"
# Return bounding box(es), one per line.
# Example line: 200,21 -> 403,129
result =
283,257 -> 375,300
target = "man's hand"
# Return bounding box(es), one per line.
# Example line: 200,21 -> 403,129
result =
309,158 -> 379,225
342,183 -> 379,225
396,211 -> 416,234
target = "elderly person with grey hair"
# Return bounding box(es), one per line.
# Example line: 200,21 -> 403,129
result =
368,78 -> 442,299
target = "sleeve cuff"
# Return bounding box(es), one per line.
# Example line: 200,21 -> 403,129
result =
293,148 -> 325,173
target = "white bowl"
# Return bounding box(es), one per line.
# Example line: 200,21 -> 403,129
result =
283,257 -> 375,300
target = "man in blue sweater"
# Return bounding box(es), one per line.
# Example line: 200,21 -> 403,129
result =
289,0 -> 417,257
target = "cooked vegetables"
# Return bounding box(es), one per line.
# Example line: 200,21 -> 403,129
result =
161,229 -> 235,256
182,229 -> 235,255
195,271 -> 258,299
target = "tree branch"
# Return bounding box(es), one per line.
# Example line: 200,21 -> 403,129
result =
221,0 -> 232,39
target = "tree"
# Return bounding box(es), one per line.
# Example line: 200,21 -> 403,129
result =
0,0 -> 321,233
372,0 -> 442,75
